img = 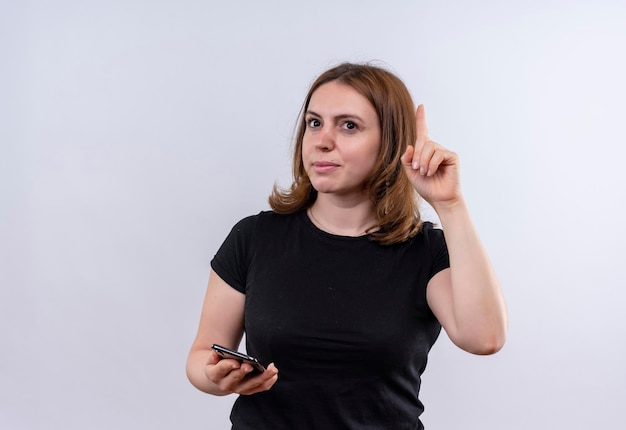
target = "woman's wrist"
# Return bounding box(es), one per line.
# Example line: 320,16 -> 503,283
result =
430,195 -> 467,218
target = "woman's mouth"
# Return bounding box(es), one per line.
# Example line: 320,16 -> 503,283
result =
312,161 -> 339,174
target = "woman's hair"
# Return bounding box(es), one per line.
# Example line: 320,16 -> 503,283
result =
268,62 -> 423,245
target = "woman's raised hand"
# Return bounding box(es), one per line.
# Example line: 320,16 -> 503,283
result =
401,104 -> 462,209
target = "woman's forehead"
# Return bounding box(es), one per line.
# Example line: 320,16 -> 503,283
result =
308,81 -> 376,118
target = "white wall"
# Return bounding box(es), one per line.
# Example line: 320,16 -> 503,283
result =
2,1 -> 625,428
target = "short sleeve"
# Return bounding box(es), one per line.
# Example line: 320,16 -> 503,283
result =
210,215 -> 259,294
424,223 -> 450,279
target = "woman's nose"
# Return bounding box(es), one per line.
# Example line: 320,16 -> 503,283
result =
315,126 -> 335,151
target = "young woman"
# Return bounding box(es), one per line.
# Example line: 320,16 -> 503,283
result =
187,63 -> 508,429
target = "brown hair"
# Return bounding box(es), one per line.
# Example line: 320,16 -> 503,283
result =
268,62 -> 423,245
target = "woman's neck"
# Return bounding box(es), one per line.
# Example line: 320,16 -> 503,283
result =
308,195 -> 378,237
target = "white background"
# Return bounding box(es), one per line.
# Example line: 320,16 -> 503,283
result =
2,0 -> 625,429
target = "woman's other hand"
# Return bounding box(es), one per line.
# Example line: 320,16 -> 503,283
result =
204,350 -> 279,396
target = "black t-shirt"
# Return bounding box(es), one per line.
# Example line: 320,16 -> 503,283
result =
211,210 -> 450,430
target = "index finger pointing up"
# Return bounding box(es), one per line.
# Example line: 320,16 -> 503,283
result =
416,104 -> 428,139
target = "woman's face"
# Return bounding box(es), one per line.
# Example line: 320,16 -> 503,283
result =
302,80 -> 381,199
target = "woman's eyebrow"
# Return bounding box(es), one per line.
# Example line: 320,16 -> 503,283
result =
305,109 -> 365,123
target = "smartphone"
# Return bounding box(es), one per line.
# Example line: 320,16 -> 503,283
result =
211,344 -> 266,373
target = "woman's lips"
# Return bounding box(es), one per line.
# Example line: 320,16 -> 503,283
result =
312,161 -> 339,173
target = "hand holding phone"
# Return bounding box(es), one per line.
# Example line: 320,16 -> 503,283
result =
211,344 -> 266,374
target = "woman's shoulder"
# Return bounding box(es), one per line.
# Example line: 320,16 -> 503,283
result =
413,220 -> 448,258
404,220 -> 446,250
231,210 -> 300,233
217,211 -> 298,257
419,221 -> 441,235
405,220 -> 440,240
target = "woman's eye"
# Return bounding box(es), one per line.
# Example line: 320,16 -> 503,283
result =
343,121 -> 357,130
307,118 -> 321,128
